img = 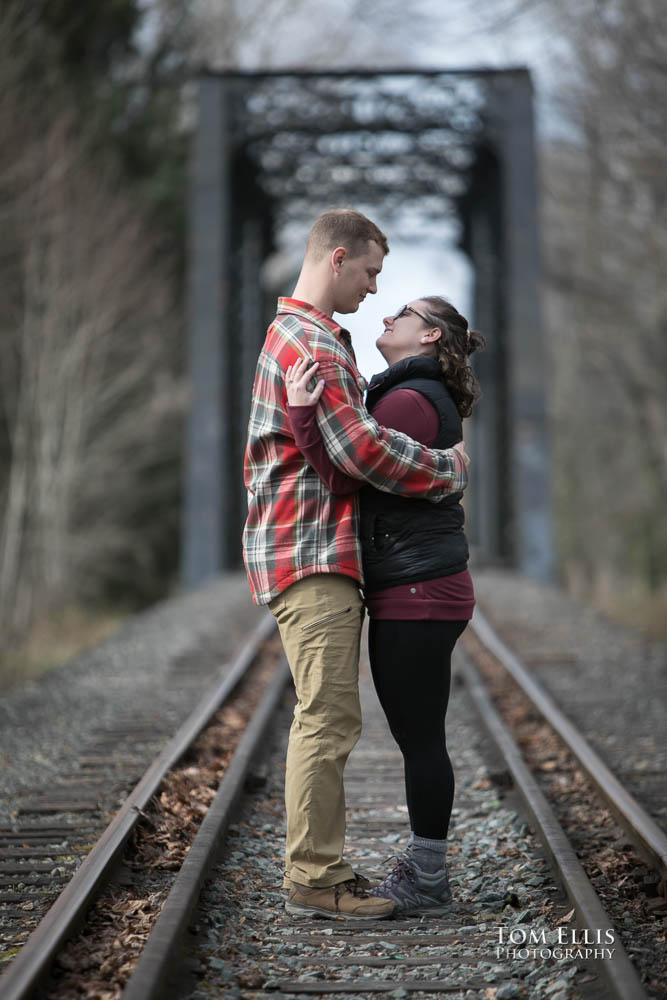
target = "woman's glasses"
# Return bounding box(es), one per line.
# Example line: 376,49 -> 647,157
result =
392,304 -> 431,324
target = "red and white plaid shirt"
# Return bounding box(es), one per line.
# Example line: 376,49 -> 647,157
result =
242,298 -> 467,606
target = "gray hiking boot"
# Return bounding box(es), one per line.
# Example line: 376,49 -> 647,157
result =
368,856 -> 452,915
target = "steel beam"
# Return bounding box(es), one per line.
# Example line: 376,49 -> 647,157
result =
494,71 -> 555,581
183,76 -> 232,586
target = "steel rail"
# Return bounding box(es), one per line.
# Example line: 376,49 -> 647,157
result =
122,654 -> 291,1000
469,607 -> 667,882
460,650 -> 648,1000
208,66 -> 531,78
0,612 -> 277,1000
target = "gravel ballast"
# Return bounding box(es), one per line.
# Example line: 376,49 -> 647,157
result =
0,573 -> 266,825
472,567 -> 667,828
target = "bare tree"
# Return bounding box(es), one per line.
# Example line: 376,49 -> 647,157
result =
539,0 -> 667,618
188,0 -> 444,69
0,14 -> 184,644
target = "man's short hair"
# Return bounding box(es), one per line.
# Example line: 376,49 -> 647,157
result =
306,209 -> 389,261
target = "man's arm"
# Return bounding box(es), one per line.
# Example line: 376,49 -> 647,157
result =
313,358 -> 467,498
287,403 -> 360,495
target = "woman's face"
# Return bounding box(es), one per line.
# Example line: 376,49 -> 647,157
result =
376,300 -> 441,365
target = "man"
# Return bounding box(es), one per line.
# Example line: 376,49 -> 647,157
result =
243,209 -> 468,921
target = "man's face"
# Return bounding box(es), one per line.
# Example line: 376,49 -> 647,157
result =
332,240 -> 385,314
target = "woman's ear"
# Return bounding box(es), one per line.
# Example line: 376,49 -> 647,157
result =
420,327 -> 442,345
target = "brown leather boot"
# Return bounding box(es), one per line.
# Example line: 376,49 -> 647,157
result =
286,877 -> 395,920
283,870 -> 375,891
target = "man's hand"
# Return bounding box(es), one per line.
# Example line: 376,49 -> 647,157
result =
453,440 -> 470,470
285,357 -> 325,406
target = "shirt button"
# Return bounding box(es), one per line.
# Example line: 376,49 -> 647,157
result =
410,587 -> 416,594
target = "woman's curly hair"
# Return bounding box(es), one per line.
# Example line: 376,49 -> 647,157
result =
418,296 -> 485,418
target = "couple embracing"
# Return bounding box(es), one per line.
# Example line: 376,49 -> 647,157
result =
243,209 -> 484,921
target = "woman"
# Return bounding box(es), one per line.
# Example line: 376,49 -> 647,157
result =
285,296 -> 484,915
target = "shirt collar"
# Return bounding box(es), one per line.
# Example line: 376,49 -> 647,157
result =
277,297 -> 352,348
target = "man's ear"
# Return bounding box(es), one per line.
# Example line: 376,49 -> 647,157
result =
331,246 -> 347,273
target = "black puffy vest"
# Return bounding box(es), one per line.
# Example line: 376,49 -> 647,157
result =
360,356 -> 469,592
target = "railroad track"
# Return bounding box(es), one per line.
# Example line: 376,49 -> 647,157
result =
464,609 -> 667,887
1,601 -> 664,999
458,609 -> 667,1000
182,609 -> 664,1000
0,612 -> 287,1000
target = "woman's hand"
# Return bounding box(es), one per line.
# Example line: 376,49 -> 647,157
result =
285,356 -> 325,406
453,440 -> 470,470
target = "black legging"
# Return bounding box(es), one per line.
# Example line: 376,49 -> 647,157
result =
368,618 -> 468,840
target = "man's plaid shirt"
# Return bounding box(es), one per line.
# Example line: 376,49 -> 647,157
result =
242,298 -> 468,606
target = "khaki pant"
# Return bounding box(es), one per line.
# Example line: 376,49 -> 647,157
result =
269,574 -> 364,888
